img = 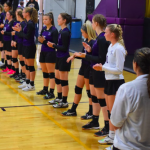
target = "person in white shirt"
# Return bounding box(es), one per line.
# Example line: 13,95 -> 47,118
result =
111,47 -> 150,150
93,24 -> 126,146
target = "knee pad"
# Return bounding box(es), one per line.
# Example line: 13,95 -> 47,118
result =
43,72 -> 49,78
60,80 -> 68,87
107,110 -> 111,119
20,61 -> 25,66
91,95 -> 98,103
49,73 -> 55,79
75,86 -> 83,94
98,99 -> 106,107
86,90 -> 91,98
55,78 -> 61,85
12,58 -> 18,63
29,66 -> 35,72
25,65 -> 29,70
6,55 -> 10,60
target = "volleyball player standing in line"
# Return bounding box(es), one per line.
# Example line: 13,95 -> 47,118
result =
1,10 -> 14,73
47,13 -> 72,108
62,20 -> 96,118
12,7 -> 38,91
37,12 -> 58,99
14,9 -> 26,82
93,24 -> 126,145
0,2 -> 12,70
75,14 -> 110,136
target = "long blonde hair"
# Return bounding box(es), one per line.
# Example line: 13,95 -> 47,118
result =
24,7 -> 38,23
107,24 -> 127,54
81,20 -> 97,40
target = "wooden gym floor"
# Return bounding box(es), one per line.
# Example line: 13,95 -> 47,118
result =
0,45 -> 136,150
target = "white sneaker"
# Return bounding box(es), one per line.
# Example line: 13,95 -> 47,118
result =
105,145 -> 113,150
53,102 -> 68,108
98,136 -> 114,145
22,84 -> 35,91
49,97 -> 62,104
18,82 -> 27,89
0,61 -> 4,66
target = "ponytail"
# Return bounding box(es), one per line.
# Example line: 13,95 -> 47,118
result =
60,13 -> 72,29
107,24 -> 127,55
44,12 -> 55,26
133,48 -> 150,98
24,7 -> 38,23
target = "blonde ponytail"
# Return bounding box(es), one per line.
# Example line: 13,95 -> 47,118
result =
107,24 -> 127,55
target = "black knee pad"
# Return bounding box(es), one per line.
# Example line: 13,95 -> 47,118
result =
43,72 -> 49,78
86,90 -> 91,98
98,99 -> 106,107
6,55 -> 10,60
55,78 -> 61,85
29,66 -> 35,72
107,110 -> 111,119
25,65 -> 29,70
49,73 -> 55,79
20,61 -> 25,66
91,95 -> 98,103
75,86 -> 83,94
12,58 -> 18,63
60,80 -> 68,87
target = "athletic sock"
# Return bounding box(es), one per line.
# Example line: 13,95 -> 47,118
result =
30,81 -> 34,86
93,115 -> 99,124
26,79 -> 30,84
104,120 -> 109,131
15,68 -> 19,75
70,102 -> 78,112
8,65 -> 11,69
12,65 -> 15,71
5,60 -> 7,68
62,96 -> 67,103
89,104 -> 93,115
50,88 -> 54,94
43,86 -> 48,91
109,130 -> 115,139
58,92 -> 62,99
1,58 -> 4,63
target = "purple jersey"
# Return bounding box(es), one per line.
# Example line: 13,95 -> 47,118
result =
41,26 -> 58,52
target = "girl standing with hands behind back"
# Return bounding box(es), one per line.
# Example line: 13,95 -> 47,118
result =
47,13 -> 72,108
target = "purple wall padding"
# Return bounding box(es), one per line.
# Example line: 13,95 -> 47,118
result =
124,26 -> 143,54
106,0 -> 118,17
119,0 -> 146,18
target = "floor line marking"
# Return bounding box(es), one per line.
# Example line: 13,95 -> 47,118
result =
0,78 -> 91,150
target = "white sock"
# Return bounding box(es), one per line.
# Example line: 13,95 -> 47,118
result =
109,130 -> 115,139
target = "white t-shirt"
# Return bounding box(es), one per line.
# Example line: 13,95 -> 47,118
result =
102,42 -> 126,80
111,74 -> 150,150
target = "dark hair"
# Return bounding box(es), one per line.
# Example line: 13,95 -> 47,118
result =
60,13 -> 72,29
8,10 -> 14,18
24,7 -> 38,23
20,1 -> 24,6
133,47 -> 150,97
4,1 -> 12,9
17,10 -> 24,20
93,14 -> 107,29
44,12 -> 55,26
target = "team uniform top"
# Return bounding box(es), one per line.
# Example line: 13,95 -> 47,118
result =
111,74 -> 150,150
16,20 -> 35,46
85,32 -> 110,67
102,43 -> 126,80
3,19 -> 14,41
78,39 -> 95,65
17,21 -> 26,44
40,26 -> 58,52
12,19 -> 20,42
53,27 -> 71,58
0,12 -> 5,31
